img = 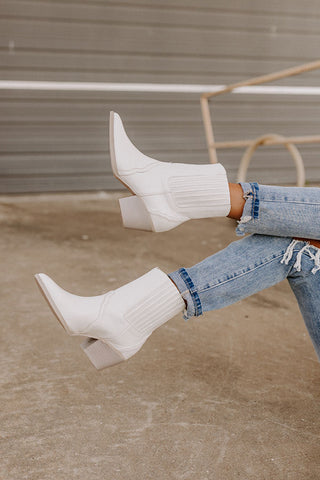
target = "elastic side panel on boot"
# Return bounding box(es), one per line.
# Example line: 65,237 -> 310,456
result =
168,173 -> 230,217
124,274 -> 185,337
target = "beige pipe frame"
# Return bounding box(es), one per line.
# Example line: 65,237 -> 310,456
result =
200,59 -> 320,186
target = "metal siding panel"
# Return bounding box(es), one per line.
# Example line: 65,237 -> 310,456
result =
0,1 -> 320,192
1,18 -> 320,59
2,100 -> 320,123
1,1 -> 320,34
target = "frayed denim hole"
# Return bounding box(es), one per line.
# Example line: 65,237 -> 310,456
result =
239,181 -> 254,199
183,311 -> 189,321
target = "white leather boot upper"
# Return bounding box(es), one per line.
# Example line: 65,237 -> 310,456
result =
37,269 -> 185,360
110,111 -> 231,231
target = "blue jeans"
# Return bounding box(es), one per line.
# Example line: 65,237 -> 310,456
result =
169,182 -> 320,360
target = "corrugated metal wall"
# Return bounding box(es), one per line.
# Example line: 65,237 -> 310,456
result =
1,0 -> 320,193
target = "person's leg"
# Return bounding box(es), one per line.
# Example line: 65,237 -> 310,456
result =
169,234 -> 294,320
35,234 -> 294,369
234,182 -> 320,242
110,111 -> 320,238
36,234 -> 320,369
169,235 -> 320,360
227,183 -> 246,220
37,234 -> 292,370
287,249 -> 320,360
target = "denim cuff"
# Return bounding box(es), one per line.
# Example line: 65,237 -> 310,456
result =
236,182 -> 260,236
168,268 -> 202,320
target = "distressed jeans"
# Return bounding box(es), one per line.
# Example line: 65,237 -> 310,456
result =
169,182 -> 320,360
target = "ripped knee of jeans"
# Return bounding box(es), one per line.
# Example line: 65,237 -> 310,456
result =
281,239 -> 320,275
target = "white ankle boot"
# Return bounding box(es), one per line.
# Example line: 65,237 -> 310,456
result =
35,268 -> 184,370
109,111 -> 231,232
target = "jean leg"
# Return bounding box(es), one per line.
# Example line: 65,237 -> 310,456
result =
288,260 -> 320,361
236,183 -> 320,240
169,234 -> 293,320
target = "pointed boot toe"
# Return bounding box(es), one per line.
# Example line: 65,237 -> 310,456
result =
35,273 -> 106,336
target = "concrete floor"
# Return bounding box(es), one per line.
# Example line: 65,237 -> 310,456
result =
1,192 -> 320,480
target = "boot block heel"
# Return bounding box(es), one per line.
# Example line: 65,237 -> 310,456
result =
80,337 -> 125,370
119,195 -> 154,231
